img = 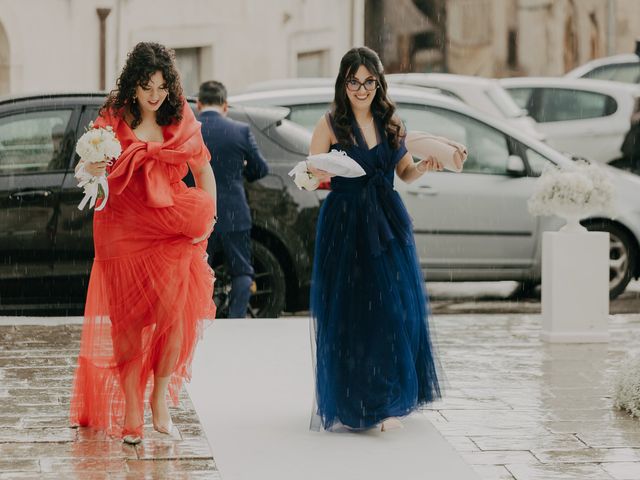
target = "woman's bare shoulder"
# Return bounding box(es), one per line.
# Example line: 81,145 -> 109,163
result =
310,115 -> 335,154
315,114 -> 339,143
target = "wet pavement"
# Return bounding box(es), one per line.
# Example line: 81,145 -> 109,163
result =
2,305 -> 640,479
428,312 -> 640,480
0,324 -> 219,479
428,279 -> 640,315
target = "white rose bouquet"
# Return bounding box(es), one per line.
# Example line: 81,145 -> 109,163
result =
528,160 -> 614,220
74,122 -> 122,211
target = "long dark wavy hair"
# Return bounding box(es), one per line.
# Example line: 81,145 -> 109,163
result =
331,47 -> 403,150
102,42 -> 183,128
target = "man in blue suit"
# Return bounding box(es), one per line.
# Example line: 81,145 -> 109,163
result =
197,81 -> 269,318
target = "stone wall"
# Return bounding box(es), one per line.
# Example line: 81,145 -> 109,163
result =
451,0 -> 640,77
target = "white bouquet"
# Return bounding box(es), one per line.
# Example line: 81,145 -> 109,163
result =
288,162 -> 320,191
74,123 -> 121,211
288,150 -> 366,191
528,160 -> 614,219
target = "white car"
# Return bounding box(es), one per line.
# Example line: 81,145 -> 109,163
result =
500,77 -> 640,164
387,73 -> 544,141
230,86 -> 460,131
230,86 -> 640,298
565,53 -> 640,85
243,74 -> 544,141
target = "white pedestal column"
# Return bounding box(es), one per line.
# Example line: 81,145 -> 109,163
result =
541,231 -> 609,343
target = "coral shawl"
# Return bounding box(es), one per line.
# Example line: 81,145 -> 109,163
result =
70,100 -> 216,437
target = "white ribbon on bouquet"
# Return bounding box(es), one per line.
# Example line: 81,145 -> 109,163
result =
74,163 -> 110,211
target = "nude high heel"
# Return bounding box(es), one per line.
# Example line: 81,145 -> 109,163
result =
150,402 -> 173,434
380,417 -> 404,432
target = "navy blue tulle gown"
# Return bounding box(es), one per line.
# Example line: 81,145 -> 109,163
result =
310,113 -> 441,431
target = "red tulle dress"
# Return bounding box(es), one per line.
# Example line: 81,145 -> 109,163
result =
69,100 -> 216,438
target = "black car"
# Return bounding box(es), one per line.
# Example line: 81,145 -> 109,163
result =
0,93 -> 318,317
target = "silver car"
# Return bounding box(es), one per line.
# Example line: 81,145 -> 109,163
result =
565,53 -> 640,85
230,86 -> 640,298
242,75 -> 544,141
386,73 -> 544,142
500,77 -> 640,164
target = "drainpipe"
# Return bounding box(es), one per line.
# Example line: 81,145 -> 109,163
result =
439,0 -> 448,72
97,8 -> 111,91
115,0 -> 123,81
607,0 -> 616,56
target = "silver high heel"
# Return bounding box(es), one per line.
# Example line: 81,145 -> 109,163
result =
123,434 -> 142,445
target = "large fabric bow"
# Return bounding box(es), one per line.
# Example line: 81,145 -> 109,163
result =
93,102 -> 209,208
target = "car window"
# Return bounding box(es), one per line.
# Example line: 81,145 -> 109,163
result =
81,106 -> 101,129
0,109 -> 74,174
69,106 -> 102,169
506,87 -> 534,110
288,104 -> 330,131
583,64 -> 620,81
398,104 -> 511,175
485,85 -> 524,118
584,63 -> 640,83
524,147 -> 551,176
610,64 -> 640,83
534,88 -> 616,122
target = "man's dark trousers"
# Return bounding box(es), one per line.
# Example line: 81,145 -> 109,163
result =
208,230 -> 254,318
199,109 -> 269,318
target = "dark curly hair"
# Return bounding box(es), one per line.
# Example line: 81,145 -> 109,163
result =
331,47 -> 403,150
102,42 -> 183,128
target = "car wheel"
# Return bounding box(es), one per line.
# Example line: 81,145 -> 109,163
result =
212,241 -> 286,318
586,223 -> 637,299
249,241 -> 286,318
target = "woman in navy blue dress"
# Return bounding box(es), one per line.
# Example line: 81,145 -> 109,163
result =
309,47 -> 442,432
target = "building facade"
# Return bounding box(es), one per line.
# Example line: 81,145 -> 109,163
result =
367,0 -> 640,78
514,0 -> 640,77
1,0 -> 638,97
0,0 -> 365,96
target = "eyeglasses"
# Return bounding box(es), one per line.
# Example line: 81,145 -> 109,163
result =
346,78 -> 378,92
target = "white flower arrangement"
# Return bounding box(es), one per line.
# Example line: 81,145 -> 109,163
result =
527,160 -> 615,220
614,354 -> 640,418
74,123 -> 122,211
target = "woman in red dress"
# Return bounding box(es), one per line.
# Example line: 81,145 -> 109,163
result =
70,42 -> 217,444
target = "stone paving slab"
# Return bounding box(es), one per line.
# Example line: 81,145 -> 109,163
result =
601,462 -> 640,480
505,462 -> 615,480
428,313 -> 640,480
0,324 -> 219,479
